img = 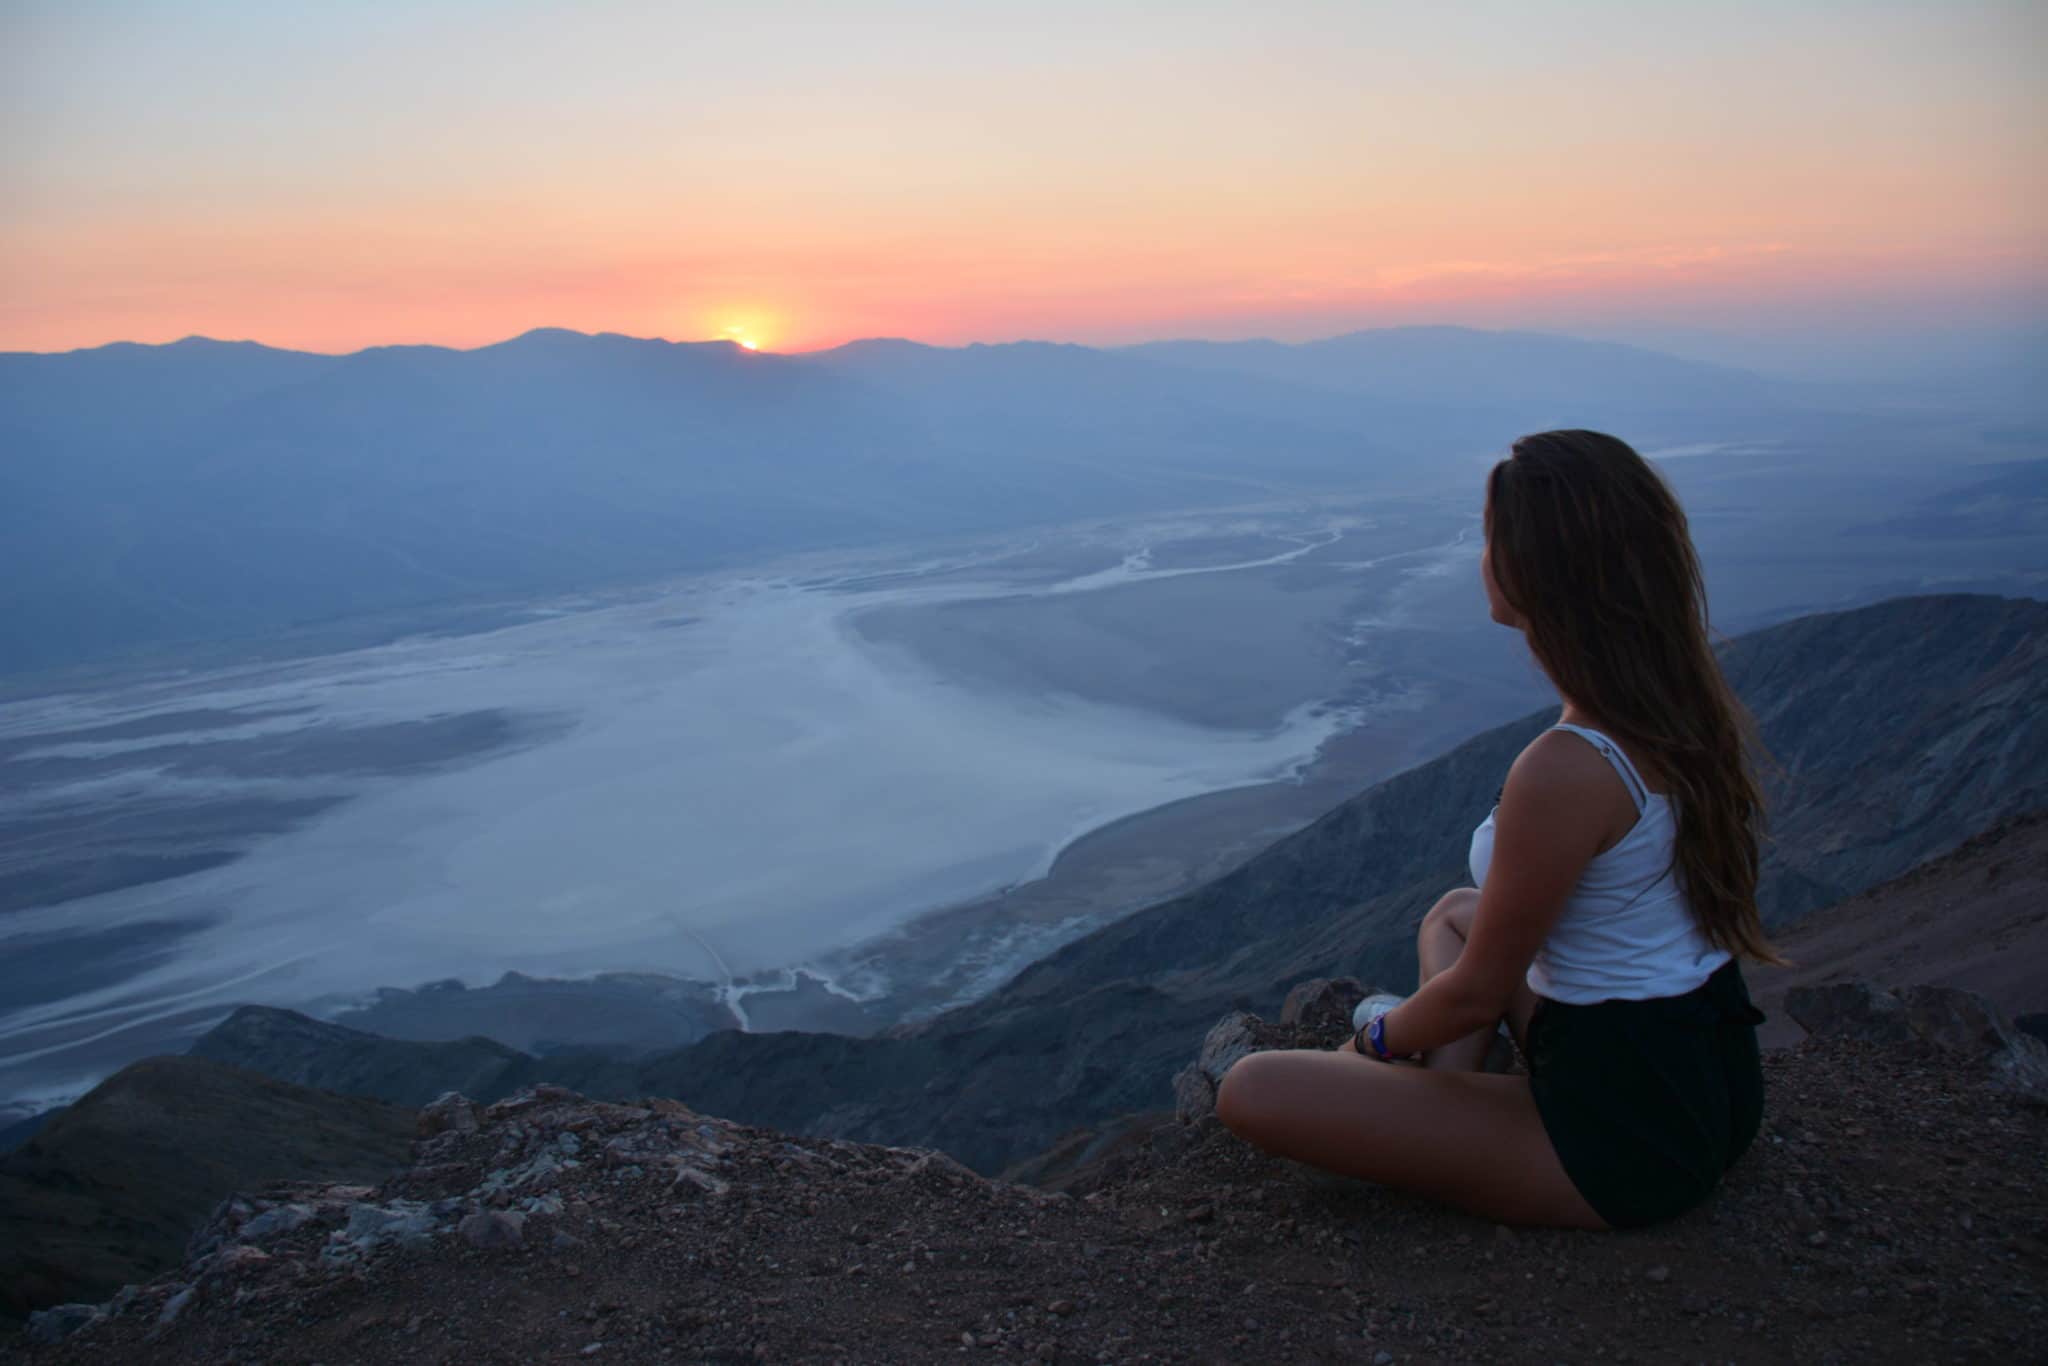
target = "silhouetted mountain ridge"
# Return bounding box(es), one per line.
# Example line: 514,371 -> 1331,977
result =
3,324 -> 1809,675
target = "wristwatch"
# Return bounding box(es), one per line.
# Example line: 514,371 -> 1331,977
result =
1355,1012 -> 1403,1061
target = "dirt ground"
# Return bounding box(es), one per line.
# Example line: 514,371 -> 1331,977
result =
11,1029 -> 2042,1366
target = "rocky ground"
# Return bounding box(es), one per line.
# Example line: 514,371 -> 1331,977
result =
7,998 -> 2043,1365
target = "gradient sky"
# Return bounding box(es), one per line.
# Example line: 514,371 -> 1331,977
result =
3,1 -> 2042,368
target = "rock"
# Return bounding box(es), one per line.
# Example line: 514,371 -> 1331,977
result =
459,1209 -> 528,1249
1785,981 -> 1916,1044
322,1184 -> 378,1204
1646,1265 -> 1671,1284
647,1096 -> 700,1121
1898,985 -> 2048,1097
1278,978 -> 1366,1031
158,1285 -> 196,1327
207,1245 -> 272,1278
240,1202 -> 317,1241
335,1199 -> 438,1255
1789,980 -> 2048,1098
669,1162 -> 731,1197
483,1083 -> 582,1122
1171,1063 -> 1215,1125
418,1092 -> 481,1138
27,1302 -> 101,1344
477,1149 -> 569,1198
1174,1011 -> 1266,1123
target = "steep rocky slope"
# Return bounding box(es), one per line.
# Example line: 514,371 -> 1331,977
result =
189,595 -> 2048,1174
11,1021 -> 2044,1364
0,1059 -> 414,1318
1751,810 -> 2048,1047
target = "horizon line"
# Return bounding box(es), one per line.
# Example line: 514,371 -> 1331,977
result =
5,320 -> 1702,363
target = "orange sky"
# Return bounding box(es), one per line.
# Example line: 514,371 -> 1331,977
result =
3,3 -> 2042,358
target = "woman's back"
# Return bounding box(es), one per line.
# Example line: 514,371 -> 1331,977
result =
1469,722 -> 1730,1003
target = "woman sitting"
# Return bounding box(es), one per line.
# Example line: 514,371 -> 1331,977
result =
1215,428 -> 1774,1230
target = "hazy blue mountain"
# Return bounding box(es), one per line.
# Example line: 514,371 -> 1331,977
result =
811,336 -> 1384,460
1,325 -> 1826,675
0,336 -> 337,449
1126,325 -> 1787,413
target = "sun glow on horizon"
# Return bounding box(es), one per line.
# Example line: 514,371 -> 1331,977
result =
2,7 -> 2039,363
716,313 -> 781,354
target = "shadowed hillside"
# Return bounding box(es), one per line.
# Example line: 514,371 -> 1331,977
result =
187,594 -> 2047,1174
0,1058 -> 413,1318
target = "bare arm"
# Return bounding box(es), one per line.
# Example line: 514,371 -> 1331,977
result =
1373,732 -> 1617,1057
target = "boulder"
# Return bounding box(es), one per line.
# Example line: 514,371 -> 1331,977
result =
418,1092 -> 481,1139
1278,977 -> 1366,1032
27,1302 -> 100,1344
1173,1012 -> 1269,1124
1787,980 -> 2048,1099
239,1202 -> 316,1241
333,1199 -> 439,1256
1784,980 -> 1915,1045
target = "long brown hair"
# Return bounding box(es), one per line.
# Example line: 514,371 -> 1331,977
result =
1485,429 -> 1781,963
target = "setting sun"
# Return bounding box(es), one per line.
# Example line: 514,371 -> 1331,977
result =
715,313 -> 781,353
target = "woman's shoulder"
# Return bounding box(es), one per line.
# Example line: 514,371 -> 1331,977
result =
1513,726 -> 1616,778
1507,727 -> 1639,806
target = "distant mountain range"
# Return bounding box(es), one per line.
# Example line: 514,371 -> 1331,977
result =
1123,326 -> 1776,409
1,326 -> 1802,675
187,593 -> 2048,1174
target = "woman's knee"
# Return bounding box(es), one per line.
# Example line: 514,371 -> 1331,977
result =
1420,886 -> 1480,937
1214,1051 -> 1279,1136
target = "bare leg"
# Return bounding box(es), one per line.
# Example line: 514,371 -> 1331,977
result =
1215,1047 -> 1605,1228
1415,888 -> 1537,1072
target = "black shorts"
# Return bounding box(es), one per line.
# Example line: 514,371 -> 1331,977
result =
1526,959 -> 1766,1229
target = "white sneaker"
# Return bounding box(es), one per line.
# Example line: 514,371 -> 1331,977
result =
1351,992 -> 1407,1034
1352,991 -> 1514,1041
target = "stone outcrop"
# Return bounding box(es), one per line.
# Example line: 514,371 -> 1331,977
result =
1277,976 -> 1367,1032
1172,981 -> 1386,1123
1785,980 -> 2048,1100
1173,1012 -> 1261,1123
416,1092 -> 480,1138
0,1057 -> 415,1321
17,1080 -> 1075,1354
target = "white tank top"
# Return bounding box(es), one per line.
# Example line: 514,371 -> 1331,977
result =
1468,722 -> 1730,1004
